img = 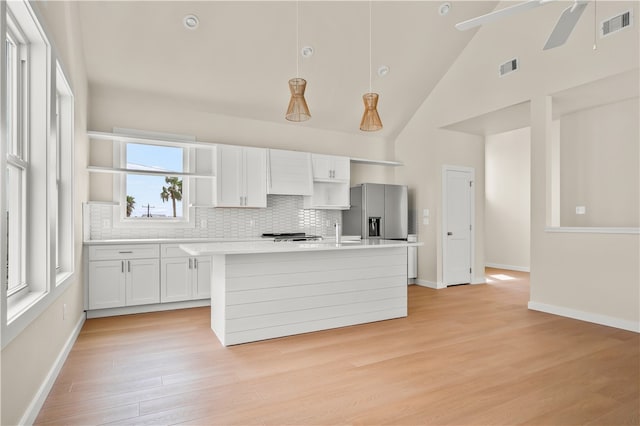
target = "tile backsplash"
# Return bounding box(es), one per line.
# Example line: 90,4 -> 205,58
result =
87,195 -> 341,240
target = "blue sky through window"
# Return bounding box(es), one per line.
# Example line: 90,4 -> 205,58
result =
126,143 -> 184,218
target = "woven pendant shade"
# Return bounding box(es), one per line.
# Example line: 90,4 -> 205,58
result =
285,78 -> 311,122
360,93 -> 382,131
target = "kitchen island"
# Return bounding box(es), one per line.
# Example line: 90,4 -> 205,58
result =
180,239 -> 422,346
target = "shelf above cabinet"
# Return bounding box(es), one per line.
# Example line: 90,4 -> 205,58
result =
88,130 -> 217,149
350,157 -> 403,167
87,166 -> 216,179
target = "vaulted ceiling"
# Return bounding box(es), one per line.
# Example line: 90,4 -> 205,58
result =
77,1 -> 500,141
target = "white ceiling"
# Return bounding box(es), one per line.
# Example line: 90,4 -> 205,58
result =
76,1 -> 500,141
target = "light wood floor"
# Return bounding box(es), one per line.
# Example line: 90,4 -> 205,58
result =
36,268 -> 639,425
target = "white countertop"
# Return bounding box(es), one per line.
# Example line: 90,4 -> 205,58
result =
180,239 -> 422,256
83,237 -> 266,245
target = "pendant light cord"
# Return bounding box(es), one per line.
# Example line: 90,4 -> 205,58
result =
296,0 -> 300,78
368,0 -> 372,93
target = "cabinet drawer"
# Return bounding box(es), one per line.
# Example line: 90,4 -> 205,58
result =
89,244 -> 160,261
161,244 -> 191,258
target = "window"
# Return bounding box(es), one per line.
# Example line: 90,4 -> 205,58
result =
115,141 -> 191,223
2,0 -> 76,346
54,62 -> 74,282
5,13 -> 28,297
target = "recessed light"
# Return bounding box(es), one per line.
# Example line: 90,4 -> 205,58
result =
439,2 -> 451,16
183,14 -> 199,30
377,65 -> 390,77
301,46 -> 314,58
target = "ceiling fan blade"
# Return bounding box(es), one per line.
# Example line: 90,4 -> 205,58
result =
456,0 -> 545,31
543,1 -> 588,50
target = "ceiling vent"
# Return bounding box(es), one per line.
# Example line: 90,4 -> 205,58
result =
601,10 -> 632,37
499,58 -> 518,77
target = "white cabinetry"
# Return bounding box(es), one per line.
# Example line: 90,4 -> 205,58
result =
267,149 -> 313,195
304,154 -> 351,210
88,245 -> 160,309
311,154 -> 350,182
160,244 -> 211,303
215,145 -> 267,208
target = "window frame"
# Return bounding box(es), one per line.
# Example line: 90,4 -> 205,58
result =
112,138 -> 195,227
53,60 -> 74,285
1,0 -> 76,348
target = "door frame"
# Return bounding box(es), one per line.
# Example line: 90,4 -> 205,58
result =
442,165 -> 475,286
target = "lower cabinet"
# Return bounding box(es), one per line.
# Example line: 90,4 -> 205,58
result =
161,244 -> 211,303
86,243 -> 211,313
88,258 -> 160,309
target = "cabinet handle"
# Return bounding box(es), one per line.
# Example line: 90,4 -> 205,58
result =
194,258 -> 198,269
189,258 -> 192,269
127,261 -> 131,273
119,251 -> 133,254
121,260 -> 124,273
244,196 -> 247,206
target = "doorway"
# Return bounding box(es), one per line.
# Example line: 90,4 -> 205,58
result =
442,166 -> 474,286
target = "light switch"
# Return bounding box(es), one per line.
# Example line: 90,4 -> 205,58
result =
575,206 -> 586,215
423,217 -> 429,225
423,209 -> 430,217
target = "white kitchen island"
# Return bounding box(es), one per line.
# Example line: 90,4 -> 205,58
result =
180,239 -> 422,346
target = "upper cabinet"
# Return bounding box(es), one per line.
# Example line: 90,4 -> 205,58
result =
267,149 -> 313,196
304,154 -> 351,210
215,145 -> 267,208
311,154 -> 350,182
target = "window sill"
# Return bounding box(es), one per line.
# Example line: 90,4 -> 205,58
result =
7,290 -> 47,324
56,270 -> 74,287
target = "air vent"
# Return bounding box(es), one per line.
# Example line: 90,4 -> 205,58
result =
601,10 -> 632,37
499,58 -> 518,77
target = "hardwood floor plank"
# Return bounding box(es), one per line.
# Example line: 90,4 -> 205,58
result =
35,269 -> 640,425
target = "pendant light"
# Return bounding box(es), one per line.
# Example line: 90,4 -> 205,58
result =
360,0 -> 382,132
286,0 -> 311,122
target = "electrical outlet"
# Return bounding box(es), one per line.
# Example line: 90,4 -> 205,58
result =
102,219 -> 110,228
200,219 -> 207,229
575,206 -> 586,215
423,217 -> 429,225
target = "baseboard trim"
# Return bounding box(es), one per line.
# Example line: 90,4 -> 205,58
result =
486,263 -> 530,272
86,299 -> 211,319
20,313 -> 86,425
415,279 -> 445,289
528,301 -> 640,333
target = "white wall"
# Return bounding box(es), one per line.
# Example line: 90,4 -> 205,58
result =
485,127 -> 531,271
0,2 -> 89,424
394,0 -> 639,329
560,97 -> 639,227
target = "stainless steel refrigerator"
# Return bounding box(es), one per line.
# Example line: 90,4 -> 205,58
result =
342,183 -> 408,240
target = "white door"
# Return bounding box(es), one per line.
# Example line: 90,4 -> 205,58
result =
443,168 -> 473,286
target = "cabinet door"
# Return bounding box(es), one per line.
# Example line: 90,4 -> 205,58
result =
331,156 -> 351,182
244,147 -> 267,208
89,260 -> 126,309
216,145 -> 243,207
193,256 -> 212,300
161,257 -> 192,303
126,258 -> 160,306
311,155 -> 332,180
